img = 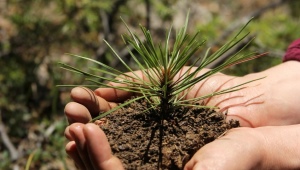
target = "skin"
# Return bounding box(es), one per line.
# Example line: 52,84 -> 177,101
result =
65,61 -> 300,170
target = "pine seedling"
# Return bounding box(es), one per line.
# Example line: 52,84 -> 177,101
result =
58,15 -> 263,122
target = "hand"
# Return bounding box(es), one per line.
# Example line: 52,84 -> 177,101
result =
184,125 -> 300,170
65,61 -> 300,169
65,123 -> 123,170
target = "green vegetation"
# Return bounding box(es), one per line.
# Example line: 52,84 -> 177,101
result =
0,1 -> 299,169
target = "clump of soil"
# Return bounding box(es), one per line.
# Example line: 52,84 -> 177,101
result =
99,99 -> 239,169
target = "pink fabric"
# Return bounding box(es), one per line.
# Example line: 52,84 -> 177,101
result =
283,38 -> 300,62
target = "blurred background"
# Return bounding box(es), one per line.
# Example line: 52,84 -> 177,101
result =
0,0 -> 299,169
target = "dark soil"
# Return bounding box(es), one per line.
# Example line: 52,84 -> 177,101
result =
99,99 -> 239,169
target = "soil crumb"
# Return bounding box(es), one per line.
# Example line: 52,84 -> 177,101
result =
99,99 -> 239,169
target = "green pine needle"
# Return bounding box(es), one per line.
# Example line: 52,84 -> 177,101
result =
58,14 -> 264,122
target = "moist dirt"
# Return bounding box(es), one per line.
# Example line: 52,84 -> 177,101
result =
98,99 -> 239,169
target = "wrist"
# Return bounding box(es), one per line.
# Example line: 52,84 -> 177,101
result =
257,125 -> 300,169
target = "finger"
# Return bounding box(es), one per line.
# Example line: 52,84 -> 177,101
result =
65,126 -> 72,140
71,87 -> 117,116
94,87 -> 132,103
65,141 -> 85,170
69,123 -> 94,170
94,70 -> 147,102
64,102 -> 92,124
184,127 -> 263,170
83,123 -> 124,170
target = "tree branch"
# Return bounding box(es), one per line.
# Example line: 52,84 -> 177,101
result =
95,0 -> 129,62
210,0 -> 286,48
207,0 -> 287,68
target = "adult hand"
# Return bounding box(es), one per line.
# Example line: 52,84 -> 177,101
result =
65,61 -> 300,169
184,125 -> 300,170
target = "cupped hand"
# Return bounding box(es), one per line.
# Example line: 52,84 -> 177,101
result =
64,60 -> 300,169
65,123 -> 123,170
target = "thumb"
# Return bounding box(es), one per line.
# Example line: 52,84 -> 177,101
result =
184,128 -> 263,170
83,123 -> 124,170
